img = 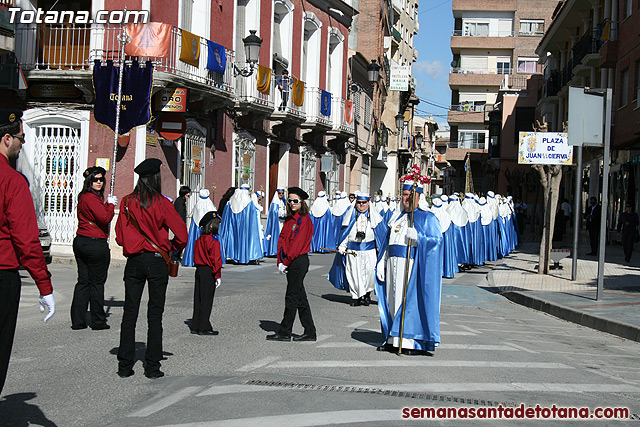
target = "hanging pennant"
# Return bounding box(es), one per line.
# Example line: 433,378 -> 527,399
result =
292,78 -> 305,106
206,40 -> 227,74
320,90 -> 331,116
92,60 -> 153,135
256,65 -> 271,94
179,30 -> 200,67
345,99 -> 354,124
125,23 -> 172,58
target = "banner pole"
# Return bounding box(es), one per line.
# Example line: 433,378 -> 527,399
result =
109,20 -> 129,197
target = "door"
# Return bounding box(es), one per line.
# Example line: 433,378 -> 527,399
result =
269,143 -> 279,200
182,125 -> 207,226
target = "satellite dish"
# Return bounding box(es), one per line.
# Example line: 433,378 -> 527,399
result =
450,60 -> 457,67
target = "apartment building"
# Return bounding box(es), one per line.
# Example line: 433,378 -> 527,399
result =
447,0 -> 556,194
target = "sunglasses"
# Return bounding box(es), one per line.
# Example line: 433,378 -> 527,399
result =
288,198 -> 301,204
91,176 -> 106,183
12,134 -> 25,144
356,201 -> 368,205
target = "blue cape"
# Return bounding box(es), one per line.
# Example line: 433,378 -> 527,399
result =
264,200 -> 284,256
468,219 -> 485,266
311,211 -> 334,253
483,220 -> 499,261
450,224 -> 470,265
442,226 -> 458,278
181,218 -> 201,267
328,209 -> 388,291
220,202 -> 263,264
375,209 -> 443,351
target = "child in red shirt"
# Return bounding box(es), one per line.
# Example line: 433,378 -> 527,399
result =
191,212 -> 222,335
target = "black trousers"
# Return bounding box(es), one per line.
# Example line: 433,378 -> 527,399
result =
192,265 -> 216,332
621,230 -> 635,262
278,254 -> 316,337
71,235 -> 110,328
118,253 -> 168,374
588,226 -> 599,253
0,270 -> 20,395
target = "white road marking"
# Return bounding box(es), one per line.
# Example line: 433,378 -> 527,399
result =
346,321 -> 368,328
440,331 -> 476,336
458,325 -> 482,334
197,384 -> 282,397
477,328 -> 594,337
318,342 -> 380,348
444,313 -> 506,319
308,265 -> 323,271
505,342 -> 539,354
129,386 -> 203,417
235,356 -> 281,372
317,343 -> 519,351
346,383 -> 640,393
268,360 -> 574,369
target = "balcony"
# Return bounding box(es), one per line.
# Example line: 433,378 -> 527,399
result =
15,24 -> 235,101
391,26 -> 402,43
302,86 -> 332,130
449,67 -> 510,87
447,104 -> 486,124
328,96 -> 355,137
540,71 -> 560,100
452,0 -> 516,14
572,29 -> 601,68
270,78 -> 306,124
451,30 -> 514,52
500,74 -> 529,91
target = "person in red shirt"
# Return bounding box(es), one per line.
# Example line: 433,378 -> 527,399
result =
191,211 -> 222,335
267,187 -> 316,342
115,158 -> 187,379
70,166 -> 117,330
0,109 -> 55,395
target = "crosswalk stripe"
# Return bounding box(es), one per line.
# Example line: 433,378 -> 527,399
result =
458,325 -> 482,334
197,384 -> 281,397
343,383 -> 640,393
505,342 -> 539,354
236,356 -> 281,372
129,386 -> 203,417
346,321 -> 368,328
317,343 -> 519,351
267,361 -> 574,369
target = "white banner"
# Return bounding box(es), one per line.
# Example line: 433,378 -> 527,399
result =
518,132 -> 572,165
389,65 -> 410,91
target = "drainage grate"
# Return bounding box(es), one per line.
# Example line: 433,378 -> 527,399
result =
245,379 -> 640,420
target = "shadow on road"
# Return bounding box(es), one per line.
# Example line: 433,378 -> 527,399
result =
350,329 -> 383,347
0,392 -> 56,427
258,320 -> 280,333
109,342 -> 174,362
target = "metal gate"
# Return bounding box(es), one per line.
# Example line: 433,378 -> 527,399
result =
33,125 -> 82,244
325,152 -> 339,197
301,146 -> 317,200
183,126 -> 207,222
234,131 -> 256,189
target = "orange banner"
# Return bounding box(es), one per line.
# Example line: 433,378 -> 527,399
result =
292,78 -> 304,106
345,99 -> 354,124
179,30 -> 200,67
125,23 -> 172,58
256,65 -> 271,94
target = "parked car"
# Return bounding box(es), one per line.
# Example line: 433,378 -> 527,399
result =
38,221 -> 52,264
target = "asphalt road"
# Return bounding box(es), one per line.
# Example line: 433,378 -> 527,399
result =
1,254 -> 639,426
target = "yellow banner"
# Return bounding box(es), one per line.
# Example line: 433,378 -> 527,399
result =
256,65 -> 272,94
179,30 -> 200,67
292,78 -> 304,106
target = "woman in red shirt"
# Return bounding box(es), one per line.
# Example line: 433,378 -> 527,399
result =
70,166 -> 117,331
267,187 -> 316,342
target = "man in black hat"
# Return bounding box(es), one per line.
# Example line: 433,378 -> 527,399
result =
276,69 -> 293,111
0,108 -> 56,395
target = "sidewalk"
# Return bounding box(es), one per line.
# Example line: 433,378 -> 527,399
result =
488,229 -> 640,342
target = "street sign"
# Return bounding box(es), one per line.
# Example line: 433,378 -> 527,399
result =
156,113 -> 187,141
568,86 -> 604,146
518,132 -> 572,165
389,65 -> 410,91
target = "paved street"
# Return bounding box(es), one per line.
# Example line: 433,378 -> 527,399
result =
2,253 -> 640,426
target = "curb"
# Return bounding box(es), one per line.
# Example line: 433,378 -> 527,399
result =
501,291 -> 640,343
50,254 -> 129,268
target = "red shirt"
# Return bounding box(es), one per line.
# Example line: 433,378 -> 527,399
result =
277,212 -> 313,266
194,234 -> 222,278
115,194 -> 188,256
76,192 -> 115,239
0,154 -> 53,295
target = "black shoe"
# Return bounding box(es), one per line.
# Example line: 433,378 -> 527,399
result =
117,369 -> 134,378
197,330 -> 219,336
266,333 -> 291,341
71,325 -> 87,330
377,343 -> 394,352
350,299 -> 360,307
144,370 -> 165,379
359,296 -> 370,306
91,324 -> 110,330
190,329 -> 199,335
293,333 -> 317,342
363,292 -> 372,305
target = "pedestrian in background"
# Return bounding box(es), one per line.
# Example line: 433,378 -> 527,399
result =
267,187 -> 317,342
276,69 -> 292,111
585,196 -> 601,256
70,166 -> 117,331
560,198 -> 572,234
171,185 -> 191,262
115,158 -> 187,379
191,212 -> 222,336
618,203 -> 639,262
0,108 -> 55,395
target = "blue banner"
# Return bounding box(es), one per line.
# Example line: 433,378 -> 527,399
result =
206,40 -> 227,74
92,60 -> 153,135
320,89 -> 331,116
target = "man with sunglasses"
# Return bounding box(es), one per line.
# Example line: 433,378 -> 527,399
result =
329,192 -> 388,306
0,109 -> 55,395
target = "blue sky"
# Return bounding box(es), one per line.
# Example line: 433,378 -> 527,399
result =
413,0 -> 453,129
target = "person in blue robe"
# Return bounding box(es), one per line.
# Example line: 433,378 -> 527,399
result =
330,192 -> 352,250
182,189 -> 216,266
375,180 -> 443,355
328,192 -> 388,305
219,184 -> 263,264
478,197 -> 498,262
264,188 -> 286,256
309,191 -> 333,253
447,194 -> 470,266
426,196 -> 457,278
462,193 -> 484,266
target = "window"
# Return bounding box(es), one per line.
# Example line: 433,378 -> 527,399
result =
464,22 -> 489,37
620,68 -> 629,107
517,58 -> 539,73
364,94 -> 372,129
519,19 -> 544,35
497,58 -> 511,74
458,132 -> 486,149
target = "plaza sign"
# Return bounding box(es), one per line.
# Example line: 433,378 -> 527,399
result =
518,132 -> 572,165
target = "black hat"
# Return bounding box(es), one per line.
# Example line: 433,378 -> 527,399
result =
0,109 -> 22,127
134,158 -> 162,177
83,166 -> 107,178
287,186 -> 309,200
198,210 -> 217,228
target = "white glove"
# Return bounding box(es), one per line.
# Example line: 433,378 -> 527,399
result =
278,263 -> 288,274
376,261 -> 385,282
265,234 -> 272,241
406,227 -> 418,241
107,195 -> 118,206
215,278 -> 221,288
39,293 -> 55,322
338,246 -> 346,255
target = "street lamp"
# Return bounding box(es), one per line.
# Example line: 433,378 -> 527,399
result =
415,132 -> 423,148
395,113 -> 404,132
367,59 -> 381,85
234,30 -> 263,77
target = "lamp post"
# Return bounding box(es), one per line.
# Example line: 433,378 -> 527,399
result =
234,30 -> 263,77
367,59 -> 381,86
